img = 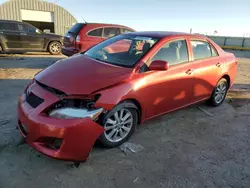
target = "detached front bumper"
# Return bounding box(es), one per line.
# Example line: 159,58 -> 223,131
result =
17,82 -> 104,162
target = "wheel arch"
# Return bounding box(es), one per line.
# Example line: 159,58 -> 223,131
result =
46,40 -> 62,51
221,74 -> 231,87
0,39 -> 5,51
118,98 -> 142,125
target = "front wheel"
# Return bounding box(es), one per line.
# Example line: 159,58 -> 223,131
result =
207,78 -> 229,107
48,41 -> 61,55
99,103 -> 138,148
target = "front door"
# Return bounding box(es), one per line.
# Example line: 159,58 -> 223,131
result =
17,23 -> 44,50
188,39 -> 223,101
141,39 -> 196,118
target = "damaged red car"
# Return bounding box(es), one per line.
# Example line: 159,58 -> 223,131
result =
18,31 -> 237,162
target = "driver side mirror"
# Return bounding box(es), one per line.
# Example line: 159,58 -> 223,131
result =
149,60 -> 169,71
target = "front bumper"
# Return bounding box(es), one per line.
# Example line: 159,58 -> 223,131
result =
17,82 -> 104,161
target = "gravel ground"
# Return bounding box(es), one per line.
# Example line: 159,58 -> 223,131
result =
0,51 -> 250,188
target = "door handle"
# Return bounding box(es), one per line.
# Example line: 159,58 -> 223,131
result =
216,62 -> 221,67
20,33 -> 27,35
185,69 -> 194,75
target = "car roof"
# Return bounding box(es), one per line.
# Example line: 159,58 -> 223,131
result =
0,19 -> 23,24
125,31 -> 204,39
80,22 -> 133,27
78,22 -> 135,31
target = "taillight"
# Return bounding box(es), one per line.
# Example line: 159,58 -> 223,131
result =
76,35 -> 80,42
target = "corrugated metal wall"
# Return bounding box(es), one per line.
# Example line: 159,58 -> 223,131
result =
0,0 -> 77,35
207,35 -> 250,50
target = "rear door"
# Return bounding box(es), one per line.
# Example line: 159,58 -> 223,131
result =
84,27 -> 104,50
0,22 -> 21,50
187,38 -> 223,101
17,23 -> 44,50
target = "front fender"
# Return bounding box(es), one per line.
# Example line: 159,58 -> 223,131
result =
94,80 -> 147,122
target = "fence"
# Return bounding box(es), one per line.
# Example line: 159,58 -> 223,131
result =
207,36 -> 250,50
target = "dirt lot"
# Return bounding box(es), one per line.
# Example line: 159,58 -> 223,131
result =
0,51 -> 250,188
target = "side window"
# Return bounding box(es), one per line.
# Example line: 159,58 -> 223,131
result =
88,28 -> 103,37
152,39 -> 189,65
211,45 -> 218,57
17,24 -> 24,32
191,40 -> 217,60
0,23 -> 15,31
23,24 -> 36,33
122,28 -> 133,33
103,27 -> 120,38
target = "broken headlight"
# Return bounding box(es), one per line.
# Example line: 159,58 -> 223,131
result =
47,97 -> 103,120
49,108 -> 103,120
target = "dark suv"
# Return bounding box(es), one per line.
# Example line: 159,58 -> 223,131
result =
62,23 -> 135,56
0,20 -> 63,55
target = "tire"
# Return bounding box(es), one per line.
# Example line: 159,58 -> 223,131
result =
98,102 -> 138,148
207,78 -> 228,107
48,41 -> 61,55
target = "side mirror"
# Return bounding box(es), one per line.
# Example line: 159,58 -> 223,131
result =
149,60 -> 169,71
36,28 -> 42,34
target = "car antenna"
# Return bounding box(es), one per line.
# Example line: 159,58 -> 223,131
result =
81,16 -> 87,23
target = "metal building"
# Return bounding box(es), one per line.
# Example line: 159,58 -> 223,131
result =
0,0 -> 77,35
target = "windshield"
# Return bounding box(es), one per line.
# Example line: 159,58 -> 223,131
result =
84,35 -> 158,67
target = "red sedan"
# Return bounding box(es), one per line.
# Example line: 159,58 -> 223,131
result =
18,31 -> 237,162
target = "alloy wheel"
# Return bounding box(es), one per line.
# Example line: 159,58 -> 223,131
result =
214,81 -> 227,104
104,108 -> 133,143
50,42 -> 61,54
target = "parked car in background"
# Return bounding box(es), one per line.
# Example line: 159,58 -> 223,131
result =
0,20 -> 63,55
18,31 -> 237,162
62,23 -> 135,56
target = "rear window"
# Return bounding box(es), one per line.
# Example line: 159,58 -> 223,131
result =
67,23 -> 84,34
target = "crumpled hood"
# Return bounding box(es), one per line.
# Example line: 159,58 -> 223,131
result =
35,55 -> 132,95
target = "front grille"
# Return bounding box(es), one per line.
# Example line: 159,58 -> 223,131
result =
36,81 -> 66,97
26,92 -> 44,108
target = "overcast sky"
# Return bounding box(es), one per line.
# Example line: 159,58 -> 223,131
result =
0,0 -> 250,36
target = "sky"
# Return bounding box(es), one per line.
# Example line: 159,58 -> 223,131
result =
1,0 -> 250,36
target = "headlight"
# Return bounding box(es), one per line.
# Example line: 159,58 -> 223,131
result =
49,107 -> 103,120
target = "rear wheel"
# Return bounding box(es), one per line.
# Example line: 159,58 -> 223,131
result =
207,78 -> 228,107
48,41 -> 61,55
99,102 -> 138,148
